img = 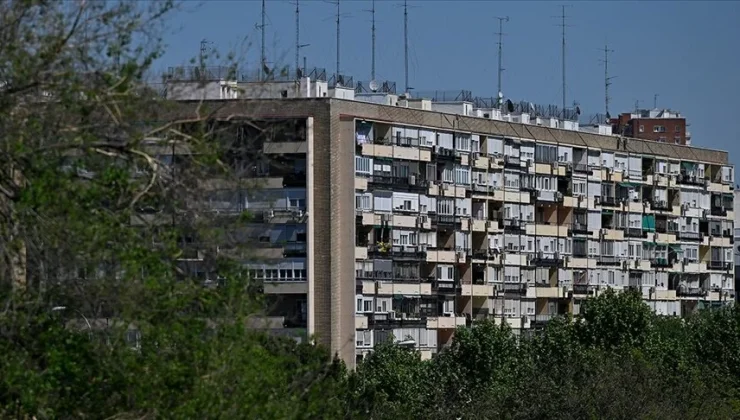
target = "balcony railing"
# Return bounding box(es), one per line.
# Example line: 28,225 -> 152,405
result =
651,200 -> 672,211
650,258 -> 674,268
676,231 -> 703,241
503,155 -> 521,167
601,196 -> 618,207
707,260 -> 731,271
569,222 -> 589,235
503,218 -> 526,232
677,173 -> 705,186
531,252 -> 563,267
597,256 -> 621,266
622,227 -> 644,238
711,207 -> 728,217
573,163 -> 589,173
434,147 -> 457,161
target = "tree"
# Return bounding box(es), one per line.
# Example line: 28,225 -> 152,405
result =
0,1 -> 344,418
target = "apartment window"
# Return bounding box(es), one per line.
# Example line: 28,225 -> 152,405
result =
289,198 -> 305,208
442,167 -> 454,183
659,136 -> 667,143
674,137 -> 681,144
437,198 -> 454,215
535,144 -> 557,163
455,166 -> 470,185
356,330 -> 372,347
355,156 -> 371,174
402,200 -> 412,211
653,125 -> 666,133
639,125 -> 644,133
355,193 -> 371,210
471,137 -> 480,153
456,135 -> 471,151
675,125 -> 681,133
600,240 -> 615,256
572,180 -> 586,196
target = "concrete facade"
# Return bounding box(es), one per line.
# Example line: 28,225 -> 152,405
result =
168,97 -> 734,367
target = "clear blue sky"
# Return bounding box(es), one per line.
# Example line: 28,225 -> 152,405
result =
159,1 -> 740,168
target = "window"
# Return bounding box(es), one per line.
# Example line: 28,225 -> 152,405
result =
403,200 -> 412,211
442,167 -> 454,183
289,198 -> 305,208
437,198 -> 454,215
653,125 -> 666,133
659,136 -> 667,142
675,125 -> 681,133
639,125 -> 644,133
674,137 -> 681,144
572,180 -> 586,196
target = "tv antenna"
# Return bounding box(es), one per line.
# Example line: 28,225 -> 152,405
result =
654,93 -> 659,109
324,0 -> 349,78
256,0 -> 268,80
494,16 -> 509,108
553,5 -> 573,116
363,0 -> 377,81
292,0 -> 310,78
599,44 -> 615,118
397,0 -> 418,94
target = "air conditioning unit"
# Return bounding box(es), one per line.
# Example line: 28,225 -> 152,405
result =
595,196 -> 601,204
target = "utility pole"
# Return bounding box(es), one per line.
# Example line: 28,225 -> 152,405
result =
494,16 -> 509,106
599,44 -> 615,117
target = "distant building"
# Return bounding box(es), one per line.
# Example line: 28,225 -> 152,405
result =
611,109 -> 691,146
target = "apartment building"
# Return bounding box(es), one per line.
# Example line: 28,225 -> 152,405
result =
167,73 -> 734,368
611,108 -> 691,146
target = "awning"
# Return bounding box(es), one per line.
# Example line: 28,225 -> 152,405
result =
669,244 -> 683,252
643,241 -> 656,247
619,182 -> 637,188
642,215 -> 656,231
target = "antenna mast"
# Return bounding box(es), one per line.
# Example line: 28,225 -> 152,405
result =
555,5 -> 571,115
293,0 -> 309,78
335,0 -> 341,77
404,0 -> 409,93
494,16 -> 509,105
259,0 -> 267,80
599,44 -> 614,116
371,0 -> 376,80
654,94 -> 659,109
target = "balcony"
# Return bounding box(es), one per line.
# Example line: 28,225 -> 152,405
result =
622,227 -> 644,238
601,196 -> 618,207
569,222 -> 590,235
368,244 -> 427,260
710,206 -> 728,217
596,256 -> 621,266
434,147 -> 457,161
707,260 -> 731,271
675,286 -> 706,297
430,214 -> 459,228
651,200 -> 672,211
676,231 -> 703,241
530,251 -> 563,267
503,218 -> 526,233
677,173 -> 705,186
503,155 -> 521,168
573,163 -> 589,173
650,258 -> 674,268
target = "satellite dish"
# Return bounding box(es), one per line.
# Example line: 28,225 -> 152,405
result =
369,80 -> 379,92
505,99 -> 514,113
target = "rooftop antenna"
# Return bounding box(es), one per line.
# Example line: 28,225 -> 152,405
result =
293,0 -> 310,78
494,16 -> 509,108
654,93 -> 659,109
599,44 -> 615,118
634,99 -> 641,112
397,0 -> 418,94
363,0 -> 377,82
257,0 -> 268,80
554,5 -> 572,116
404,0 -> 409,93
199,39 -> 213,80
